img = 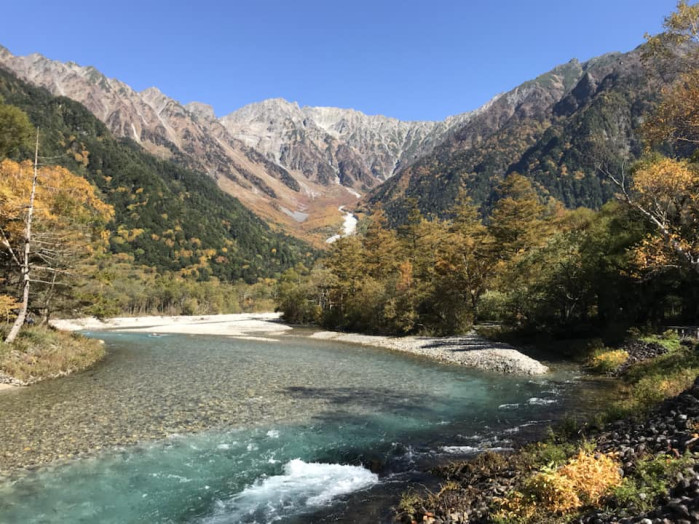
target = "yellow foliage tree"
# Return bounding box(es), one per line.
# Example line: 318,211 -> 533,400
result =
0,157 -> 113,340
605,2 -> 699,275
608,157 -> 699,274
0,292 -> 19,324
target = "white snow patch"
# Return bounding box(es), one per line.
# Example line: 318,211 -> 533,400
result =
326,206 -> 358,244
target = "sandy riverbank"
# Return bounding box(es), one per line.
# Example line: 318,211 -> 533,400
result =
50,313 -> 291,337
50,313 -> 548,375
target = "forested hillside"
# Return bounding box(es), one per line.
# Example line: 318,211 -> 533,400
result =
0,68 -> 313,284
366,48 -> 673,223
280,35 -> 699,339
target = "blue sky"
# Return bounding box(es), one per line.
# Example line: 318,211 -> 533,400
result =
1,0 -> 679,121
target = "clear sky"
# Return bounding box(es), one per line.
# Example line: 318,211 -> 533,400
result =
0,0 -> 679,121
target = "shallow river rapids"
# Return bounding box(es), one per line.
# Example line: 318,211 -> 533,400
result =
0,330 -> 608,523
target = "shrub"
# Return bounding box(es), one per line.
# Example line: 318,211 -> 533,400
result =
611,454 -> 694,512
603,349 -> 699,418
588,349 -> 629,373
640,330 -> 682,353
495,450 -> 622,522
520,440 -> 578,469
0,326 -> 105,383
397,488 -> 424,517
559,451 -> 622,505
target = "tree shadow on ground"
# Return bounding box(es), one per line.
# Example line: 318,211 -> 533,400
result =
419,336 -> 516,353
282,386 -> 440,413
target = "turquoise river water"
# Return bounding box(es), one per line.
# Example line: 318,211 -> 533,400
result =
0,330 -> 602,523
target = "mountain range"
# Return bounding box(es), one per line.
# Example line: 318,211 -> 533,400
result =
0,46 -> 477,241
0,43 -> 670,240
0,68 -> 312,283
369,48 -> 668,222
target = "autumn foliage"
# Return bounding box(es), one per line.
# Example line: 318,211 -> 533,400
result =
495,450 -> 622,522
0,159 -> 113,322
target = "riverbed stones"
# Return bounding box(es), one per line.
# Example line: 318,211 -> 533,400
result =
614,340 -> 669,375
405,377 -> 699,523
311,331 -> 549,375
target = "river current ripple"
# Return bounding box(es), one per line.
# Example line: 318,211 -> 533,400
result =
0,330 -> 604,523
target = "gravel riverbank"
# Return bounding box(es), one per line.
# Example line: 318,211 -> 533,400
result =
311,331 -> 549,375
51,314 -> 549,375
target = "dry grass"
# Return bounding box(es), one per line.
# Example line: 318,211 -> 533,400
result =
494,450 -> 622,522
0,326 -> 105,383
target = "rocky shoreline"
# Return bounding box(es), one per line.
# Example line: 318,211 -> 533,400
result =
53,314 -> 550,375
582,377 -> 699,523
311,331 -> 549,375
397,376 -> 699,523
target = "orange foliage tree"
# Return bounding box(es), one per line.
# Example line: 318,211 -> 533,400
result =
0,158 -> 113,339
606,1 -> 699,275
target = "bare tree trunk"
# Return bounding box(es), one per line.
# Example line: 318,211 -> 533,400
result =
41,271 -> 58,326
5,132 -> 39,343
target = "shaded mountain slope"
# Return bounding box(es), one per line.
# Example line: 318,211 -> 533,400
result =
0,67 -> 313,282
366,48 -> 666,222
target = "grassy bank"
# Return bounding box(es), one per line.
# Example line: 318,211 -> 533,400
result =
0,326 -> 105,385
396,333 -> 699,523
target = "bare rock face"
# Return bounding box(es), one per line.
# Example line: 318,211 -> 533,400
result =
0,46 -> 472,241
0,44 -> 647,243
220,98 -> 475,191
0,47 -> 343,240
184,101 -> 217,123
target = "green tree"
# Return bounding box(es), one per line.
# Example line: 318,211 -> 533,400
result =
0,102 -> 33,159
488,173 -> 549,260
431,194 -> 495,332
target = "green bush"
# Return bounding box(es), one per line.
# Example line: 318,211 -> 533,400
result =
640,330 -> 682,353
611,454 -> 694,512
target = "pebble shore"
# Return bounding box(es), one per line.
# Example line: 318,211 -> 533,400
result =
311,331 -> 549,375
400,376 -> 699,523
51,314 -> 549,375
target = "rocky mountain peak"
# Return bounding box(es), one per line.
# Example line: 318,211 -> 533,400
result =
0,44 -> 647,245
185,101 -> 216,122
220,98 -> 474,189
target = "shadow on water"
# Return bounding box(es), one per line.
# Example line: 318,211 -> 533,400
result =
282,386 -> 440,412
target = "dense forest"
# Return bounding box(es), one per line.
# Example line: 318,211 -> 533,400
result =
0,68 -> 314,283
0,69 -> 315,321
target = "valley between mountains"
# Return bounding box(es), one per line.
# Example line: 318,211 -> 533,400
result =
0,43 -> 666,243
2,2 -> 699,522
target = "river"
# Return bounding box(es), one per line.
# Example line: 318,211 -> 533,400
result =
0,330 -> 603,523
